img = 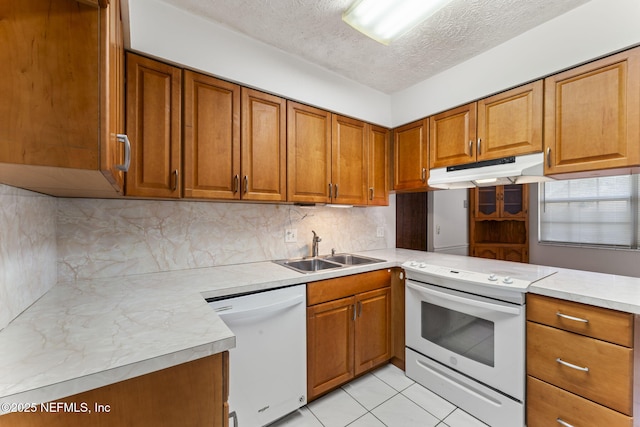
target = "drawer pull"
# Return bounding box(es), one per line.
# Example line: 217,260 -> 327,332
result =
556,312 -> 589,323
556,358 -> 589,372
556,418 -> 575,427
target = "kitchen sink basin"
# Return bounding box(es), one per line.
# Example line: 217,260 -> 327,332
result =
274,253 -> 385,273
275,258 -> 343,274
323,253 -> 385,265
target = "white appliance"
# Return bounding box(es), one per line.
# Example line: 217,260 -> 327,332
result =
208,285 -> 307,427
403,260 -> 556,427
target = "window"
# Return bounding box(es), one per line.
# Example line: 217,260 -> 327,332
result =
539,175 -> 640,249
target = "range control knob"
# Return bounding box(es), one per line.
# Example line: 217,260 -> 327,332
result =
409,261 -> 418,267
488,274 -> 498,281
419,263 -> 427,268
503,276 -> 513,284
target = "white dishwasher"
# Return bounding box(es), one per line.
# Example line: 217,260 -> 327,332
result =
208,284 -> 307,427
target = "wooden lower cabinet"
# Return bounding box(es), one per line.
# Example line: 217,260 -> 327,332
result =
472,244 -> 528,262
526,294 -> 635,426
0,353 -> 229,427
307,270 -> 391,401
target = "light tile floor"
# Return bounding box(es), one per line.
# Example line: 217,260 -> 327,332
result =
269,364 -> 489,427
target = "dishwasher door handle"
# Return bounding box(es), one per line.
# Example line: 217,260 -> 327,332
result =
214,295 -> 304,322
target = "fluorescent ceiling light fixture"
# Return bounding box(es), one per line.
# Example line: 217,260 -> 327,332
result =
342,0 -> 453,45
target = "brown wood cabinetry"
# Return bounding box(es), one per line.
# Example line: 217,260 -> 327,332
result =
125,53 -> 182,198
368,125 -> 390,205
430,81 -> 543,169
526,294 -> 635,426
331,115 -> 369,205
544,47 -> 640,177
307,270 -> 391,401
0,353 -> 229,427
393,119 -> 429,191
0,0 -> 127,197
150,68 -> 287,202
469,184 -> 529,262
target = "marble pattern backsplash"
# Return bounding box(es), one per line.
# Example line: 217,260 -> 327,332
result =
57,197 -> 395,283
0,185 -> 57,331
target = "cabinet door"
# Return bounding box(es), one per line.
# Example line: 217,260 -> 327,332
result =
101,0 -> 126,191
242,88 -> 287,201
474,186 -> 499,218
126,53 -> 182,198
287,101 -> 332,203
368,125 -> 389,206
183,71 -> 240,200
476,80 -> 543,161
393,119 -> 429,191
501,246 -> 528,263
544,47 -> 640,175
355,287 -> 391,375
307,296 -> 355,400
500,184 -> 527,218
472,246 -> 499,260
332,115 -> 368,205
430,103 -> 477,168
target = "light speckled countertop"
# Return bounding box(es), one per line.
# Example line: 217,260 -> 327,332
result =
1,248 -> 639,411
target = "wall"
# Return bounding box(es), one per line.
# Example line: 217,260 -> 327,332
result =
0,185 -> 57,331
529,184 -> 640,278
391,0 -> 640,126
57,196 -> 396,283
125,0 -> 392,127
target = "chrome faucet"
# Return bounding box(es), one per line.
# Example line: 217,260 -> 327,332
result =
311,230 -> 322,257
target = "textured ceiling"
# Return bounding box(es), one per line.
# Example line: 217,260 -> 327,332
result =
159,0 -> 591,94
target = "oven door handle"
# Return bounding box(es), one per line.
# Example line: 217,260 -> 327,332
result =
406,281 -> 521,315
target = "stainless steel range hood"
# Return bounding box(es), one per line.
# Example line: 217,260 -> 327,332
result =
428,152 -> 553,189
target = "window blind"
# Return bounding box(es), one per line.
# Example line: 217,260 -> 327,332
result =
539,175 -> 640,249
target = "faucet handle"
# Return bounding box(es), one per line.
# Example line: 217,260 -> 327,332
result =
331,248 -> 336,256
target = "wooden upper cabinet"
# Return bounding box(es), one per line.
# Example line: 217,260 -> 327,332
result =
477,80 -> 543,161
430,103 -> 477,169
126,53 -> 182,198
368,125 -> 389,206
241,88 -> 287,202
183,71 -> 241,200
545,47 -> 640,176
332,115 -> 369,205
393,119 -> 429,191
0,0 -> 126,197
287,102 -> 332,203
430,81 -> 543,169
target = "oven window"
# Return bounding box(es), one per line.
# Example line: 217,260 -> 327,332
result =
421,301 -> 495,367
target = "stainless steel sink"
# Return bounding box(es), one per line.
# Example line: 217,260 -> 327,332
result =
274,258 -> 343,274
323,253 -> 385,265
274,253 -> 384,273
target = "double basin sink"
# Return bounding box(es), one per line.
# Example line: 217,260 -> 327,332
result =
274,253 -> 385,274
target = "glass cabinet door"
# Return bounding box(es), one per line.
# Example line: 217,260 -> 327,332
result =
501,185 -> 526,217
476,186 -> 498,217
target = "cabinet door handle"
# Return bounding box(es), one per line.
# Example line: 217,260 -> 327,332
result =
357,301 -> 362,317
546,147 -> 552,167
469,140 -> 473,156
244,175 -> 248,194
477,138 -> 482,156
556,312 -> 589,323
115,134 -> 131,172
556,418 -> 575,427
369,187 -> 374,200
352,304 -> 356,321
233,174 -> 239,193
421,168 -> 427,183
334,183 -> 339,199
556,358 -> 589,372
172,169 -> 179,191
328,183 -> 332,198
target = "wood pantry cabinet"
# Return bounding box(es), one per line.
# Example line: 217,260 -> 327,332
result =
287,101 -> 374,205
469,184 -> 529,263
126,53 -> 182,198
306,270 -> 392,401
526,294 -> 634,426
393,119 -> 429,191
0,0 -> 127,197
0,353 -> 229,427
429,81 -> 543,169
544,47 -> 640,177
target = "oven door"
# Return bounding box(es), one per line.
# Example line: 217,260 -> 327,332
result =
405,280 -> 524,400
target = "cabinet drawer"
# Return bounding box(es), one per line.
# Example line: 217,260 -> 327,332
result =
307,269 -> 391,306
527,376 -> 632,427
527,294 -> 633,347
527,322 -> 633,415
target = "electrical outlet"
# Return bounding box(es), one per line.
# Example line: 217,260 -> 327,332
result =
376,226 -> 384,238
285,228 -> 298,243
